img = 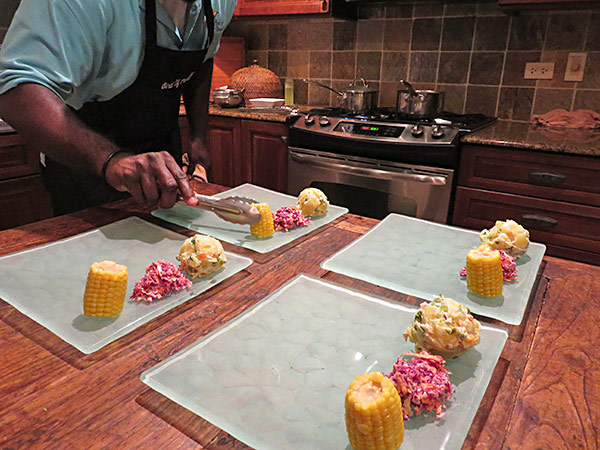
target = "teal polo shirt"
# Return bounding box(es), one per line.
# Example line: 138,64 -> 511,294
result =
0,0 -> 236,109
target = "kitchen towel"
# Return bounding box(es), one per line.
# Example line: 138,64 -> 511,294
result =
531,108 -> 600,129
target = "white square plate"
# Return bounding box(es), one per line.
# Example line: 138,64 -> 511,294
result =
0,217 -> 253,353
321,214 -> 546,325
152,184 -> 348,253
141,274 -> 508,450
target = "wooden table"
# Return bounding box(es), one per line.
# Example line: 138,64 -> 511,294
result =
1,183 -> 598,450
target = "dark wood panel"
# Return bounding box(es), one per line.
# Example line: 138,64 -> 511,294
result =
241,120 -> 288,193
452,187 -> 600,265
0,133 -> 39,180
235,0 -> 329,15
207,116 -> 244,187
0,175 -> 53,230
459,144 -> 600,206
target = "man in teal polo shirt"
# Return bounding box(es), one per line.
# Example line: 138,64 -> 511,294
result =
0,0 -> 236,215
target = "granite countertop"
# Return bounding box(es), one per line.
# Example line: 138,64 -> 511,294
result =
202,107 -> 600,158
461,120 -> 600,157
207,104 -> 290,123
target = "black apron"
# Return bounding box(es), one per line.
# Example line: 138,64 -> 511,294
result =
42,0 -> 214,216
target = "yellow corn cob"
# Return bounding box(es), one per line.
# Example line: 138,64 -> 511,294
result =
250,202 -> 275,238
345,372 -> 405,450
83,260 -> 128,317
466,245 -> 503,297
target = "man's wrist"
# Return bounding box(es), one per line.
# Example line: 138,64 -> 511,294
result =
101,148 -> 132,184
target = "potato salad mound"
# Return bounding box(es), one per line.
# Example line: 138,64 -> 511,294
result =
404,296 -> 481,359
177,234 -> 226,278
480,219 -> 530,258
296,187 -> 329,217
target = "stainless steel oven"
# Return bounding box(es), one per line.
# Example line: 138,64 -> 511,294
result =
286,109 -> 496,223
288,147 -> 453,222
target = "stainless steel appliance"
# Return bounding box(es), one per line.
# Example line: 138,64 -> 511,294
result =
287,108 -> 496,223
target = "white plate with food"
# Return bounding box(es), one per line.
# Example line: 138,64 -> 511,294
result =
152,184 -> 349,253
0,217 -> 252,353
321,214 -> 546,325
141,274 -> 508,450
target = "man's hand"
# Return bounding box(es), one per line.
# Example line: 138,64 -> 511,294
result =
105,151 -> 198,208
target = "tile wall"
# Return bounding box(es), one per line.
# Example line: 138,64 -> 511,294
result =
224,0 -> 600,121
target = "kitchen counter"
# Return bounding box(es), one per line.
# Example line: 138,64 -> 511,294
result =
207,104 -> 290,123
1,183 -> 598,449
461,120 -> 600,157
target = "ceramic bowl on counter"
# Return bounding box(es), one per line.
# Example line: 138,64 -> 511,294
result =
213,87 -> 245,108
249,98 -> 285,108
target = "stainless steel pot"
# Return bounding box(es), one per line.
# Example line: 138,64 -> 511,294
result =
213,87 -> 245,108
302,78 -> 379,114
396,80 -> 444,117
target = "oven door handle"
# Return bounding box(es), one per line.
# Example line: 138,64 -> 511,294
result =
289,152 -> 448,185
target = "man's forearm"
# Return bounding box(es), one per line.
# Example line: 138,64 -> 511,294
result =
0,83 -> 119,177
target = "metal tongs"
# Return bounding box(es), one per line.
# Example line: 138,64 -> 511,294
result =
182,193 -> 261,225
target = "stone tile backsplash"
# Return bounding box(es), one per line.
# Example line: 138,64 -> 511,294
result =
224,0 -> 600,121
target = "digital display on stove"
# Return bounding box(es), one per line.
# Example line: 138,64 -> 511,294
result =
333,122 -> 404,138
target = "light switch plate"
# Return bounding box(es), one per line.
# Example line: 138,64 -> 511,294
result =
524,62 -> 555,80
564,52 -> 587,82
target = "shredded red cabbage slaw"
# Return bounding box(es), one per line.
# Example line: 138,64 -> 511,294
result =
272,206 -> 310,231
130,260 -> 192,302
386,352 -> 454,420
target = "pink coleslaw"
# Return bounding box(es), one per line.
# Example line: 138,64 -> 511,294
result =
272,206 -> 310,231
460,249 -> 518,281
386,352 -> 454,420
130,260 -> 192,302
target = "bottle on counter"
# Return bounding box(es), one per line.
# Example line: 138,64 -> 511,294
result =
284,78 -> 294,105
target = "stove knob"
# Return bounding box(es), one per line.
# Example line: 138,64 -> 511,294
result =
410,123 -> 424,137
318,116 -> 331,127
304,114 -> 315,126
431,125 -> 445,139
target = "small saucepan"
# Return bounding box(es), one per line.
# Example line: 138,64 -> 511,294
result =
396,80 -> 444,117
302,78 -> 379,114
213,87 -> 245,108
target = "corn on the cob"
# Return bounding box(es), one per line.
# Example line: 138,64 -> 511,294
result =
250,202 -> 275,238
345,372 -> 405,450
83,260 -> 128,317
466,245 -> 503,298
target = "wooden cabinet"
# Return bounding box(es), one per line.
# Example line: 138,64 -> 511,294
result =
0,133 -> 53,230
241,120 -> 288,192
234,0 -> 354,17
452,144 -> 600,265
193,115 -> 288,192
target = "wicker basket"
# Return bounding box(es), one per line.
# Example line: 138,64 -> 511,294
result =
229,60 -> 283,106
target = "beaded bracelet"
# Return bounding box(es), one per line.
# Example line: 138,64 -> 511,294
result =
101,149 -> 132,184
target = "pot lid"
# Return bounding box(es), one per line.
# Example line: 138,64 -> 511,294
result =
342,78 -> 378,93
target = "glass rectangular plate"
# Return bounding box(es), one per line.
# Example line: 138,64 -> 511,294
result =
0,217 -> 253,354
151,183 -> 348,253
321,214 -> 546,325
141,274 -> 508,450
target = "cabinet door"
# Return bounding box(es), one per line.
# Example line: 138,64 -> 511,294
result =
207,116 -> 244,187
235,0 -> 329,16
0,134 -> 39,179
241,120 -> 288,193
0,175 -> 53,230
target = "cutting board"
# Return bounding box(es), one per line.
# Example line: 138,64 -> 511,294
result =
211,36 -> 246,100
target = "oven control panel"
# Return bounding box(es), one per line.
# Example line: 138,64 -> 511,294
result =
292,116 -> 459,145
333,122 -> 404,138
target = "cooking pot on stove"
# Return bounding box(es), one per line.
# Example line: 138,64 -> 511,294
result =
396,80 -> 444,117
302,78 -> 379,114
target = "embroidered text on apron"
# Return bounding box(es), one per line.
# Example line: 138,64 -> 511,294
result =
42,0 -> 214,216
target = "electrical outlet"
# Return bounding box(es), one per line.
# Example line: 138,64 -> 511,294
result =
564,52 -> 586,82
524,62 -> 555,80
